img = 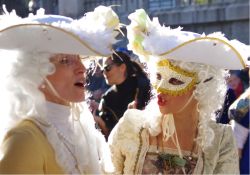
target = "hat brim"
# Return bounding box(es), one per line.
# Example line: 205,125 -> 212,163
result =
0,23 -> 111,57
159,37 -> 246,70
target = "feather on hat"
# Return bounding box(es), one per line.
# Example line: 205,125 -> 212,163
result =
0,6 -> 120,57
127,9 -> 249,70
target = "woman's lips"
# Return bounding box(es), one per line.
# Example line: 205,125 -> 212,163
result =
157,95 -> 167,106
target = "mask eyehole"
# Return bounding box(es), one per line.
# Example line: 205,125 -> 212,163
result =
169,78 -> 185,85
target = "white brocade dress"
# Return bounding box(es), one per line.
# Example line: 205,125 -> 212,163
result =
109,109 -> 239,174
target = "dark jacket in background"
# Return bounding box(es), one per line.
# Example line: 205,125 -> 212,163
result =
98,75 -> 150,132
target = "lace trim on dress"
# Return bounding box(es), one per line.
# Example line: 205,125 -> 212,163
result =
29,102 -> 107,174
31,117 -> 81,174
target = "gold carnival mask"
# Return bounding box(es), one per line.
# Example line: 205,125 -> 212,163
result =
152,60 -> 198,96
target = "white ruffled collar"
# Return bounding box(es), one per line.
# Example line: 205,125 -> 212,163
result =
46,101 -> 71,121
45,101 -> 74,143
32,101 -> 108,174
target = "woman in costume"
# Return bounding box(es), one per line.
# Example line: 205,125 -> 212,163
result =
108,9 -> 249,174
0,6 -> 119,174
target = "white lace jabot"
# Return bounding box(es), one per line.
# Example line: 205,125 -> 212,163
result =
30,101 -> 114,174
45,101 -> 74,143
33,101 -> 105,174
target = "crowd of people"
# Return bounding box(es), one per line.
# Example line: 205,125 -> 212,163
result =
0,5 -> 249,175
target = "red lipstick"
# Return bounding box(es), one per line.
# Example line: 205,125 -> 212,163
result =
157,94 -> 166,106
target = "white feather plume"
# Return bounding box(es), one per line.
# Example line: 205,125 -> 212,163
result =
127,9 -> 249,68
0,5 -> 120,55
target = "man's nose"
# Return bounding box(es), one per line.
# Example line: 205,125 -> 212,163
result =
75,61 -> 86,74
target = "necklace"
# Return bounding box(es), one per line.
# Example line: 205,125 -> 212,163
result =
154,128 -> 198,174
59,135 -> 82,173
48,120 -> 83,174
31,117 -> 82,174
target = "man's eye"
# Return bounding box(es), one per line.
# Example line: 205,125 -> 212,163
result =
169,78 -> 184,85
156,73 -> 162,80
60,57 -> 70,64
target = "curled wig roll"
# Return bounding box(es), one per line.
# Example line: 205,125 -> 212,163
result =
0,50 -> 54,142
170,60 -> 227,150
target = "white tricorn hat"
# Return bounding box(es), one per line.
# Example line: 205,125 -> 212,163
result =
127,9 -> 249,70
0,5 -> 120,57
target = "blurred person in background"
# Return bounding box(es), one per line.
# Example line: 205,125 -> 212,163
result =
217,69 -> 249,124
94,51 -> 151,139
227,70 -> 248,98
228,68 -> 250,174
85,60 -> 109,115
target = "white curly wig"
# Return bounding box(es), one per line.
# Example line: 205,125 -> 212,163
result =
0,50 -> 54,140
171,60 -> 227,149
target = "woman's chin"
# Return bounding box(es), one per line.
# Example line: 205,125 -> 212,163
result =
159,107 -> 175,115
159,108 -> 168,115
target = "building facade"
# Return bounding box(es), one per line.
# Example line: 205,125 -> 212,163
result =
56,0 -> 249,45
2,0 -> 247,44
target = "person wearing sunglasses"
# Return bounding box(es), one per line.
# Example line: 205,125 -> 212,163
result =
0,6 -> 119,174
94,51 -> 151,139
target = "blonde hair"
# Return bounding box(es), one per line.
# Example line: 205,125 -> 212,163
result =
170,60 -> 227,149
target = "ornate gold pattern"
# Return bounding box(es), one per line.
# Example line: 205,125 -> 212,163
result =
133,128 -> 144,174
153,59 -> 198,96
